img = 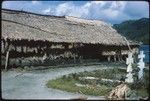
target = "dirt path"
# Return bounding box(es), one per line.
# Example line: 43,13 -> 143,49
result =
2,65 -> 111,99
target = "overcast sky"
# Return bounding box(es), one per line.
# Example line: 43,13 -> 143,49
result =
2,1 -> 149,24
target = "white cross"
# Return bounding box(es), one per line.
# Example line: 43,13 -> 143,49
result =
138,51 -> 145,62
137,61 -> 145,79
137,61 -> 145,69
125,52 -> 134,83
127,64 -> 133,72
137,51 -> 145,79
125,72 -> 134,83
126,52 -> 133,65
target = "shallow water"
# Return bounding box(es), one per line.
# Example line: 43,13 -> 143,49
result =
2,65 -> 109,99
139,45 -> 149,63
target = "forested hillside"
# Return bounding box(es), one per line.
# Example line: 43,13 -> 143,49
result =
113,18 -> 149,44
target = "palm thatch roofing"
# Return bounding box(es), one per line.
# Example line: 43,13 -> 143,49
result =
2,9 -> 139,46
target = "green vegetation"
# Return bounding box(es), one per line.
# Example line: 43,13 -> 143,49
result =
46,67 -> 149,97
46,77 -> 112,96
46,67 -> 125,96
129,68 -> 150,97
113,18 -> 149,44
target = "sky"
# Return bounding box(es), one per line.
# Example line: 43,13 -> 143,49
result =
2,1 -> 149,24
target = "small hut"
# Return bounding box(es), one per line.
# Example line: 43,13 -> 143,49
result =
1,9 -> 139,68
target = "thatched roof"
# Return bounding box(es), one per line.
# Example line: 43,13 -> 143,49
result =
2,9 -> 139,46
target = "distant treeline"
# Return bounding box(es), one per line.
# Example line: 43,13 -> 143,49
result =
113,18 -> 149,45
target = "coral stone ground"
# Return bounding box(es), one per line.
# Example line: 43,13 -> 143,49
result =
2,65 -> 111,100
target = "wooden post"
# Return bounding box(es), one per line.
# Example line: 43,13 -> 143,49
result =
118,50 -> 121,62
14,45 -> 17,51
1,40 -> 4,54
3,39 -> 6,52
120,50 -> 123,61
21,45 -> 23,53
114,55 -> 116,62
73,43 -> 76,63
5,50 -> 9,71
117,53 -> 120,62
73,54 -> 76,63
107,55 -> 111,62
4,39 -> 10,71
80,56 -> 83,63
25,46 -> 28,53
5,39 -> 8,52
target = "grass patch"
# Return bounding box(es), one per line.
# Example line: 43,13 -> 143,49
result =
46,77 -> 112,96
46,67 -> 149,97
46,67 -> 123,96
137,89 -> 149,97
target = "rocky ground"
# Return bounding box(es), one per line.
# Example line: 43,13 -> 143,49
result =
2,65 -> 111,100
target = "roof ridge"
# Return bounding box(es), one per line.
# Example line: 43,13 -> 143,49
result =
65,15 -> 105,22
2,8 -> 65,18
65,16 -> 109,26
2,9 -> 105,23
2,9 -> 139,45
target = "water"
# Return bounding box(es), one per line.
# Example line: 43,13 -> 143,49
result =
139,45 -> 149,63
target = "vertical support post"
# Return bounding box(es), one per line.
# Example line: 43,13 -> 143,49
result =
119,50 -> 121,62
21,45 -> 23,53
3,39 -> 6,53
5,39 -> 8,52
114,55 -> 116,62
79,56 -> 81,63
107,55 -> 111,62
73,43 -> 76,63
79,56 -> 83,63
4,39 -> 10,71
5,51 -> 9,71
1,40 -> 4,54
117,54 -> 120,62
120,50 -> 123,61
26,46 -> 28,53
14,45 -> 17,51
73,54 -> 76,63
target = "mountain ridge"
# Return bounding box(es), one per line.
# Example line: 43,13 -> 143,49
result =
113,18 -> 149,45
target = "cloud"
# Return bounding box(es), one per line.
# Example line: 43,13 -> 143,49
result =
2,1 -> 149,24
42,2 -> 88,18
41,1 -> 131,23
42,8 -> 52,14
32,1 -> 40,5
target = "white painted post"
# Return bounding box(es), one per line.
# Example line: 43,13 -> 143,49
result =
137,51 -> 145,79
42,53 -> 47,63
125,52 -> 134,83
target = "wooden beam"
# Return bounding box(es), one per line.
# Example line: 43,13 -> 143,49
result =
4,38 -> 8,52
14,44 -> 17,51
5,50 -> 9,70
21,45 -> 23,53
1,40 -> 4,54
3,39 -> 6,52
79,56 -> 83,63
73,54 -> 76,63
114,54 -> 116,62
107,56 -> 111,62
25,46 -> 28,53
5,50 -> 9,71
4,39 -> 10,71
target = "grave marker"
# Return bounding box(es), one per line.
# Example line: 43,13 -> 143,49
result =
125,52 -> 134,83
137,51 -> 145,79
